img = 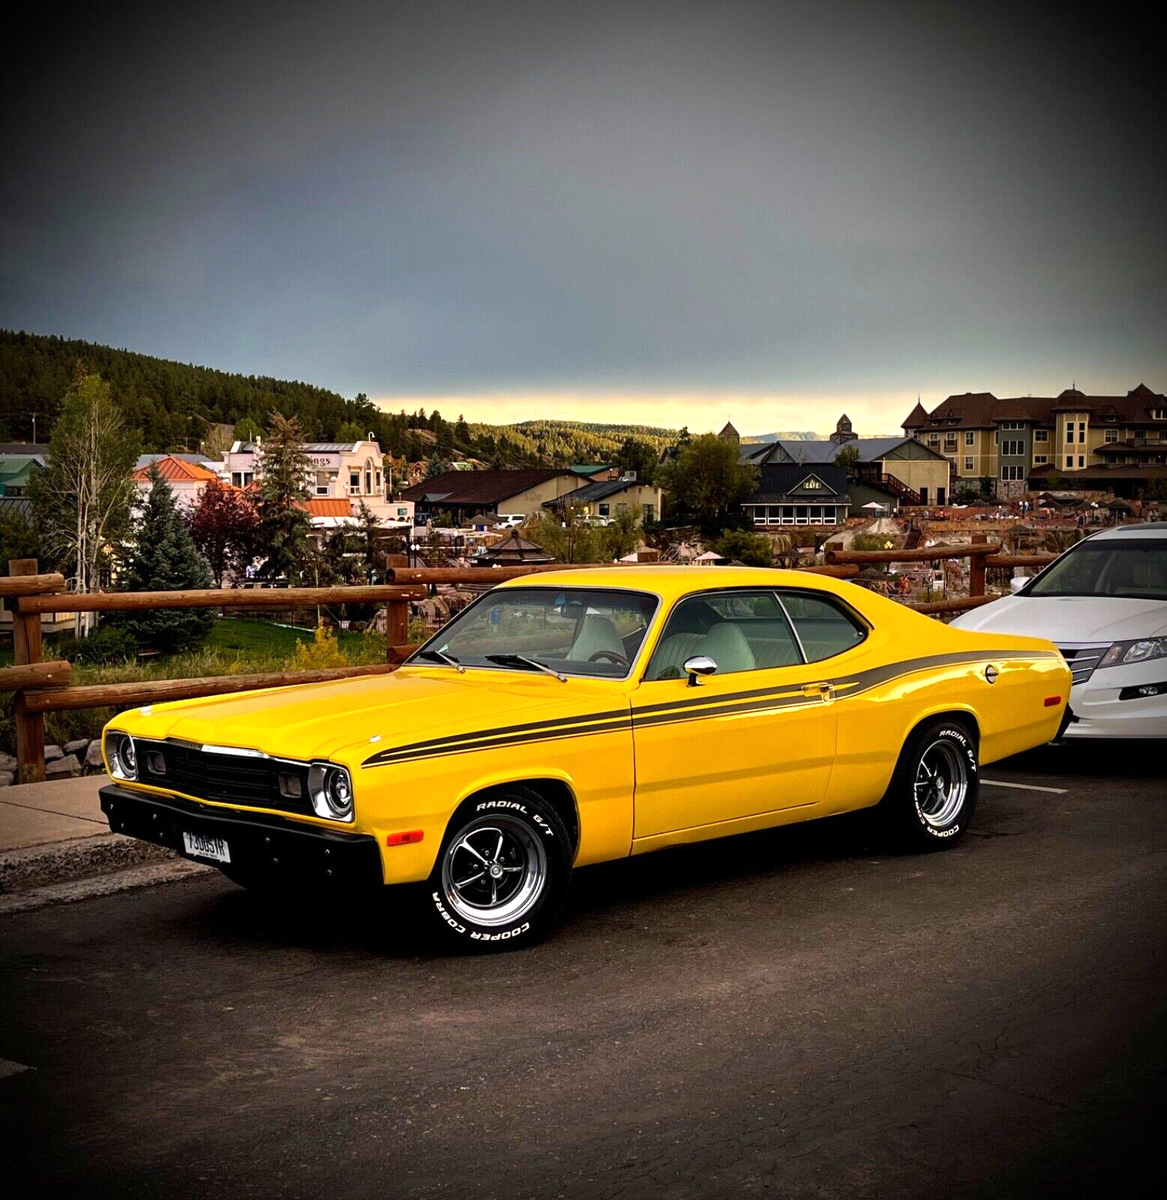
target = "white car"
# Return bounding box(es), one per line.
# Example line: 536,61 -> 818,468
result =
950,523 -> 1167,738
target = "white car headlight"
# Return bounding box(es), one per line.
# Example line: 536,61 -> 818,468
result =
106,731 -> 138,781
1100,637 -> 1167,669
308,763 -> 354,821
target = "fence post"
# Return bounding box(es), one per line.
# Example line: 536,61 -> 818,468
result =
9,558 -> 46,784
385,598 -> 409,660
969,534 -> 987,598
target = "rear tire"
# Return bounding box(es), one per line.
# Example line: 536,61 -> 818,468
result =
878,718 -> 978,851
422,787 -> 572,951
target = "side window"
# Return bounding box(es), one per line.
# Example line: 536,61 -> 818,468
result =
645,590 -> 801,680
779,592 -> 866,663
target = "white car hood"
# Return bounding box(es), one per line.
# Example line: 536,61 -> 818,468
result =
951,594 -> 1167,642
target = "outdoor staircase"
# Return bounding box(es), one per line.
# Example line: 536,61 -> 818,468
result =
858,470 -> 922,507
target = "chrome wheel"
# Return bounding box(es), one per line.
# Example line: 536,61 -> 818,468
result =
440,815 -> 548,928
914,739 -> 968,828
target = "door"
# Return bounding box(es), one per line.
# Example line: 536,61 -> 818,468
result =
631,589 -> 840,838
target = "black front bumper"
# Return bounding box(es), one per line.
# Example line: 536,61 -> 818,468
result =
99,785 -> 384,888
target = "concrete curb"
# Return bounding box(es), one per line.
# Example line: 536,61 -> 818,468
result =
0,857 -> 213,916
0,831 -> 178,894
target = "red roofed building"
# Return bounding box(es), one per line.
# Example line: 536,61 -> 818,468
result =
132,454 -> 224,507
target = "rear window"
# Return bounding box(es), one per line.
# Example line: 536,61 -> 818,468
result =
779,592 -> 867,663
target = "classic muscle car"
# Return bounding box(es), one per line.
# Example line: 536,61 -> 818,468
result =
99,567 -> 1070,948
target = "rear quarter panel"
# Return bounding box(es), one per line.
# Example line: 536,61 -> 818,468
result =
822,593 -> 1068,814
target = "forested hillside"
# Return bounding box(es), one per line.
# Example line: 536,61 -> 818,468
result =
0,330 -> 380,452
0,329 -> 783,469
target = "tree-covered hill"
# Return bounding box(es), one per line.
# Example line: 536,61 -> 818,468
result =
0,329 -> 802,469
0,329 -> 371,452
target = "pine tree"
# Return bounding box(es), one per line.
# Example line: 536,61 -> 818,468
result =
354,499 -> 382,581
425,453 -> 451,478
256,412 -> 312,584
116,467 -> 215,653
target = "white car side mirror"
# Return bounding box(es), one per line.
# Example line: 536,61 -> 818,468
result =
683,655 -> 718,686
1010,576 -> 1027,594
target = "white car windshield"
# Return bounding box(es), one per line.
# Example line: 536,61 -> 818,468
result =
1025,539 -> 1167,601
410,587 -> 658,678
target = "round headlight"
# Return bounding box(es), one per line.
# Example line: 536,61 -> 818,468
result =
325,767 -> 353,818
110,732 -> 137,780
308,762 -> 354,820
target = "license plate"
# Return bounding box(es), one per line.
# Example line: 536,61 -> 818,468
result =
182,831 -> 231,864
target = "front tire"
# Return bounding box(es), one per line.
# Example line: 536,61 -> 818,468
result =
423,788 -> 572,950
878,718 -> 979,850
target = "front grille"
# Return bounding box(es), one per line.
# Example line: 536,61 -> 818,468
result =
1055,643 -> 1110,687
134,738 -> 314,817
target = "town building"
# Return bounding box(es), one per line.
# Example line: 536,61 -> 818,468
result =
741,463 -> 850,527
903,384 -> 1167,497
741,416 -> 951,507
400,468 -> 584,524
543,474 -> 663,523
223,439 -> 404,520
0,443 -> 47,497
132,454 -> 223,508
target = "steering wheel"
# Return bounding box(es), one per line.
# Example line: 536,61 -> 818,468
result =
588,649 -> 630,667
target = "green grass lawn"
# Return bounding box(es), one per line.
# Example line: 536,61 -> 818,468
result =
2,617 -> 387,750
207,618 -> 371,658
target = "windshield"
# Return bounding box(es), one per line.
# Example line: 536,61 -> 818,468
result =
409,587 -> 659,678
1025,539 -> 1167,601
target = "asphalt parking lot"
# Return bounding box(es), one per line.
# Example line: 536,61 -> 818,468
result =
2,742 -> 1165,1200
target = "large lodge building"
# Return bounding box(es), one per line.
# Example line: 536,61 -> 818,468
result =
903,383 -> 1167,497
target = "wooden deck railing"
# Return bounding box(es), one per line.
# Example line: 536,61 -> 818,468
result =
3,541 -> 1055,784
1,559 -> 426,783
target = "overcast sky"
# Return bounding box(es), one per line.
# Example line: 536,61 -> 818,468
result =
3,1 -> 1164,432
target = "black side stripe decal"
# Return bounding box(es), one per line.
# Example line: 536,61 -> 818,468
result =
362,649 -> 1061,768
362,707 -> 631,767
363,718 -> 633,767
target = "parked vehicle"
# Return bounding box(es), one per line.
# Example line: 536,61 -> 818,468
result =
100,567 -> 1069,949
951,523 -> 1167,739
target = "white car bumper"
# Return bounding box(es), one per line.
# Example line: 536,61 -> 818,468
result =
1063,661 -> 1167,739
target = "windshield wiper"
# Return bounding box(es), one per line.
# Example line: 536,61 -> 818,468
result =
415,648 -> 465,673
484,653 -> 567,681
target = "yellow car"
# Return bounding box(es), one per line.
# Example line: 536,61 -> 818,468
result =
100,567 -> 1070,948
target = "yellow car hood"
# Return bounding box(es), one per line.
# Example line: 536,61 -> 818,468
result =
121,666 -> 626,764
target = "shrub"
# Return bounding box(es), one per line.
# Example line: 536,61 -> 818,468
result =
713,529 -> 773,567
52,625 -> 139,665
292,624 -> 348,670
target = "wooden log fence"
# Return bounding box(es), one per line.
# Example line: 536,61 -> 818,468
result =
2,542 -> 1056,784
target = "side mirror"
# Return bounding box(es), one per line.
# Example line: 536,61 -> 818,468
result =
683,655 -> 718,686
1010,575 -> 1027,594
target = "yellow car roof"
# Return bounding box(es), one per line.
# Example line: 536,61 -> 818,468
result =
495,565 -> 846,602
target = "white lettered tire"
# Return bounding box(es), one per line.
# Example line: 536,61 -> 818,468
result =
424,787 -> 572,950
879,718 -> 979,850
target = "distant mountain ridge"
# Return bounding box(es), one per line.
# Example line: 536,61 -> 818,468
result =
743,431 -> 822,443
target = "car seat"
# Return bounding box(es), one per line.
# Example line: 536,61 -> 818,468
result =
566,613 -> 626,661
702,622 -> 756,673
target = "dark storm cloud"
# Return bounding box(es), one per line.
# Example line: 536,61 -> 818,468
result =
2,0 -> 1164,409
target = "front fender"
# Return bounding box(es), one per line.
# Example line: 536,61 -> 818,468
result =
357,723 -> 635,884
